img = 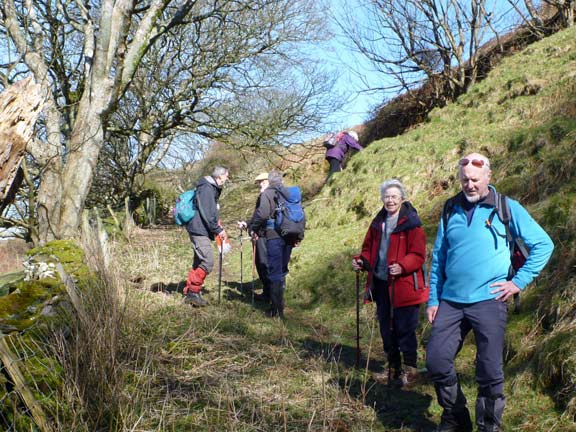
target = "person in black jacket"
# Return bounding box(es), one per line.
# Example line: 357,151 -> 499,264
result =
249,170 -> 293,318
238,172 -> 271,303
184,166 -> 229,306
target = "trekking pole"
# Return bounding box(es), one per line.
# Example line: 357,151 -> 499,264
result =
251,239 -> 256,307
388,276 -> 395,383
239,226 -> 244,292
355,269 -> 361,370
218,244 -> 223,305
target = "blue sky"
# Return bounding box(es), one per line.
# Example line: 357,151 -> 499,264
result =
319,0 -> 391,130
320,0 -> 529,131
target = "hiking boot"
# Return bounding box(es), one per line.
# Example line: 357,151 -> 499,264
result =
434,382 -> 473,432
184,292 -> 208,307
265,307 -> 285,319
434,409 -> 473,432
253,292 -> 270,302
268,281 -> 285,319
476,395 -> 505,432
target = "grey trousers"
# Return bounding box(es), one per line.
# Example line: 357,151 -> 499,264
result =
190,235 -> 215,273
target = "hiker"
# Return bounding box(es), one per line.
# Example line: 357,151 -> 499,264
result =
426,153 -> 554,432
325,130 -> 363,182
249,170 -> 294,318
238,172 -> 271,303
352,179 -> 429,387
183,166 -> 229,306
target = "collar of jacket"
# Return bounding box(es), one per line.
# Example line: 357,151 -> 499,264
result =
201,175 -> 222,191
454,185 -> 498,210
372,201 -> 422,232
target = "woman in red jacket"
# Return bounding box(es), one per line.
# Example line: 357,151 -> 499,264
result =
353,179 -> 428,386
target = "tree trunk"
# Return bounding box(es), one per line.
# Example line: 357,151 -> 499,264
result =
0,77 -> 44,212
58,108 -> 106,238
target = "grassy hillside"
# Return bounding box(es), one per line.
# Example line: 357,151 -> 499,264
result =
286,24 -> 576,428
106,25 -> 576,431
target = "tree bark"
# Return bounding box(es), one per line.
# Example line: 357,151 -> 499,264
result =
0,77 -> 44,212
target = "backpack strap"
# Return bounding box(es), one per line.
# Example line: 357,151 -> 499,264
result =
497,192 -> 513,243
494,192 -> 526,314
441,195 -> 458,230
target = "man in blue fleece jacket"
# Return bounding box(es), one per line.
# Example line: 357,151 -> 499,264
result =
426,152 -> 554,432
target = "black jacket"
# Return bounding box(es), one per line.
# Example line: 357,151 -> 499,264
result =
249,193 -> 266,237
186,176 -> 223,240
250,184 -> 288,240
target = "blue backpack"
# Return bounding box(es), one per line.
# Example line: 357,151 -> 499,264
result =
275,186 -> 306,242
173,189 -> 197,226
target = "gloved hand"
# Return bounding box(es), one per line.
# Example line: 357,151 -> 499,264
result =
352,256 -> 370,272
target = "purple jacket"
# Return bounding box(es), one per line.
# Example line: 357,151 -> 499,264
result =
325,132 -> 363,161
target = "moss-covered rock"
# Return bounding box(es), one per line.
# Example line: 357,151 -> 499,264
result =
0,240 -> 89,334
0,240 -> 89,429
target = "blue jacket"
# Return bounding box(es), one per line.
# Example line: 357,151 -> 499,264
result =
428,188 -> 554,306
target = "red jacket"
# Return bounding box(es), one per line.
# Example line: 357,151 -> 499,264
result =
356,202 -> 429,308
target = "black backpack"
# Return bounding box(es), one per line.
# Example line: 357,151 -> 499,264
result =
441,190 -> 529,313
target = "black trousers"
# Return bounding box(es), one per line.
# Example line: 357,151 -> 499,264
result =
254,237 -> 270,291
325,157 -> 341,182
372,276 -> 420,368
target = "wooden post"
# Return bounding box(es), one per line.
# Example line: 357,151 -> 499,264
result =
0,333 -> 53,432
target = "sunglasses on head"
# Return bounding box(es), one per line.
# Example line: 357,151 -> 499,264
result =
459,158 -> 488,168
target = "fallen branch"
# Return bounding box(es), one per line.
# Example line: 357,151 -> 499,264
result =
0,333 -> 53,432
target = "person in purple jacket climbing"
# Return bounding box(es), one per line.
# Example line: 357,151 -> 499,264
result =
324,130 -> 363,182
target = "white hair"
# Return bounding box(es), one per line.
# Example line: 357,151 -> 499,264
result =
380,179 -> 407,201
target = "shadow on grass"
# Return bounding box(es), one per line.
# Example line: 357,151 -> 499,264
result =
300,338 -> 436,431
222,279 -> 272,312
300,337 -> 383,372
149,280 -> 185,294
344,375 -> 436,432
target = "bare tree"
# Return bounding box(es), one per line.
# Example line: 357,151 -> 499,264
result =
1,0 -> 333,243
508,0 -> 575,32
339,0 -> 501,102
88,14 -> 337,208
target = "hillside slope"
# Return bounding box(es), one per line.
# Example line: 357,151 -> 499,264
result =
114,25 -> 575,431
288,24 -> 576,425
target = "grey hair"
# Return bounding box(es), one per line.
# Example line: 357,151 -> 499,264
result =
268,170 -> 283,186
212,166 -> 229,177
380,179 -> 407,201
